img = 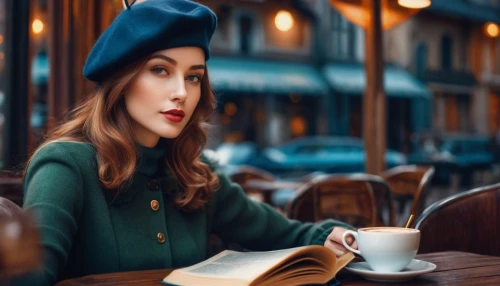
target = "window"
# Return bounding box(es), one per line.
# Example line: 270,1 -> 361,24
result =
29,0 -> 49,149
441,35 -> 453,70
444,94 -> 471,132
331,8 -> 355,60
212,4 -> 231,43
457,95 -> 472,131
489,93 -> 500,135
326,145 -> 361,153
496,39 -> 500,74
295,145 -> 325,155
415,42 -> 427,77
0,0 -> 5,167
239,15 -> 253,54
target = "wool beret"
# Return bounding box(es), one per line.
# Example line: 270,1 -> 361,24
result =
83,0 -> 217,82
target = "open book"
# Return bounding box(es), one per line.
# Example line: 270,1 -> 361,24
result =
162,245 -> 354,286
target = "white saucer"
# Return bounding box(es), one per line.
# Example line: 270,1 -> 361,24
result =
345,259 -> 437,282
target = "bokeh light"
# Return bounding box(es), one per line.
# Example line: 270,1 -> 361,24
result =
397,0 -> 431,9
32,19 -> 44,34
485,22 -> 499,38
275,10 -> 294,32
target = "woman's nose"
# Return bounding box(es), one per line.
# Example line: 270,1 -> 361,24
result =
169,75 -> 188,101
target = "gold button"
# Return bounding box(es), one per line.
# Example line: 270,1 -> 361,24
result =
157,232 -> 166,244
150,200 -> 160,211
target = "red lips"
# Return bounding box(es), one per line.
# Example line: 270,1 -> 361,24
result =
161,109 -> 185,123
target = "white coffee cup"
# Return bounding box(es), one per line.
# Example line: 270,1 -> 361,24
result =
342,227 -> 420,272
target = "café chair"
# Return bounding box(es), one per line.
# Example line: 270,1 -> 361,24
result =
0,172 -> 24,206
229,165 -> 276,185
271,172 -> 326,210
286,173 -> 395,228
382,165 -> 435,226
0,197 -> 42,279
415,183 -> 500,256
229,165 -> 276,202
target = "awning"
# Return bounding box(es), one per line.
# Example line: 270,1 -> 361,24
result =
207,57 -> 329,96
428,0 -> 500,24
322,63 -> 431,98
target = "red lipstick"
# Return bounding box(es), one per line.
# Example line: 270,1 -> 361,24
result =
161,109 -> 185,123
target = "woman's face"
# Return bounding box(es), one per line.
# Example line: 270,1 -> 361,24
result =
124,47 -> 205,147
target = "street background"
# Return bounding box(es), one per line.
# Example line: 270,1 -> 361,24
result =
1,0 -> 500,215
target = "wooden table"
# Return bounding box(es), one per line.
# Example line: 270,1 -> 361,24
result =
56,251 -> 500,285
340,251 -> 500,285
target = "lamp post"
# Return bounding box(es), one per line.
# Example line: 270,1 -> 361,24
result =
329,0 -> 430,174
364,0 -> 384,175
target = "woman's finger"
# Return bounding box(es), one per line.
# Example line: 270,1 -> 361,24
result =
327,227 -> 354,245
324,239 -> 349,257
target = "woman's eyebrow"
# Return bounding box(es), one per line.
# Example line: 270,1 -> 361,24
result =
150,54 -> 205,71
151,54 -> 177,65
189,64 -> 206,71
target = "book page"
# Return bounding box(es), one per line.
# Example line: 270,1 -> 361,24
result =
163,246 -> 353,286
176,247 -> 307,280
335,252 -> 355,275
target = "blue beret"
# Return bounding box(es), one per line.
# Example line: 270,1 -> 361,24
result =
83,0 -> 217,82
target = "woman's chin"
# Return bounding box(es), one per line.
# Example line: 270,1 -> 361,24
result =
158,131 -> 182,139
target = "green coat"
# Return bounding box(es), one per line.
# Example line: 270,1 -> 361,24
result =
19,142 -> 351,285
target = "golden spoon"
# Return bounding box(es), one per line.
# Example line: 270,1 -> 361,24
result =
405,214 -> 415,228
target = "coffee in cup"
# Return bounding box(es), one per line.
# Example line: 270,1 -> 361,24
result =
342,227 -> 420,272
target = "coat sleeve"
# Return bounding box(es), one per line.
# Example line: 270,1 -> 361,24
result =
209,173 -> 354,251
15,143 -> 84,286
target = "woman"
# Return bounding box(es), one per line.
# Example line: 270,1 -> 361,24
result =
21,0 -> 356,284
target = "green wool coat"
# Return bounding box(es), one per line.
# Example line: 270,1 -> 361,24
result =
18,141 -> 352,285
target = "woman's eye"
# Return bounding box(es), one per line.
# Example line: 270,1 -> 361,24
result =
187,75 -> 202,83
151,67 -> 168,75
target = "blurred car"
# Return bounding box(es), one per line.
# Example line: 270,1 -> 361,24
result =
214,137 -> 407,179
407,132 -> 495,186
211,142 -> 260,175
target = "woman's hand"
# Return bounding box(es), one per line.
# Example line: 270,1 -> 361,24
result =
323,227 -> 358,257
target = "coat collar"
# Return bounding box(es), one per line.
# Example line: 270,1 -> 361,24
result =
107,142 -> 181,206
136,144 -> 166,177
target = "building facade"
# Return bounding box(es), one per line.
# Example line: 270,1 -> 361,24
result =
310,0 -> 432,153
2,0 -> 500,169
386,0 -> 500,137
199,0 -> 329,148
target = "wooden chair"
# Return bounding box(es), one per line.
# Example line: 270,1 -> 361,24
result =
229,165 -> 276,185
229,165 -> 276,202
382,165 -> 435,226
0,197 -> 41,278
415,183 -> 500,256
0,172 -> 24,207
286,173 -> 395,228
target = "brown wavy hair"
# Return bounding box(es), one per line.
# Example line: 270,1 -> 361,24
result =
29,56 -> 219,212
